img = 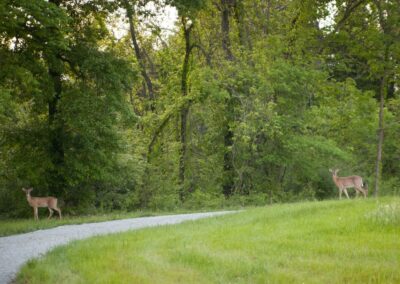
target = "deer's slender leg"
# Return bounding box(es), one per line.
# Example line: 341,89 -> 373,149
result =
355,190 -> 360,198
34,207 -> 39,220
53,207 -> 62,219
361,188 -> 366,198
48,208 -> 54,219
339,189 -> 342,199
343,189 -> 350,199
361,188 -> 367,198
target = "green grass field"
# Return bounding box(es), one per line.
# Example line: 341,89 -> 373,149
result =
16,197 -> 400,283
0,210 -> 204,237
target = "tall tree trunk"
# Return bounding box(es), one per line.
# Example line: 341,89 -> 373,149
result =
179,18 -> 193,201
48,69 -> 65,197
373,1 -> 391,197
221,0 -> 234,61
48,0 -> 65,197
264,0 -> 271,35
374,74 -> 386,197
125,0 -> 155,110
124,1 -> 156,202
220,0 -> 235,196
233,0 -> 247,48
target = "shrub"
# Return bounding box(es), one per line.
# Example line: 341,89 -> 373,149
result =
380,177 -> 400,196
183,191 -> 225,210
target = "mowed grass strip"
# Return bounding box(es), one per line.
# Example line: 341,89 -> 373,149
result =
0,212 -> 158,237
0,209 -> 221,237
17,197 -> 400,284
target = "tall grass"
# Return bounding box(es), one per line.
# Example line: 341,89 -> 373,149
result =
17,197 -> 400,283
366,201 -> 400,226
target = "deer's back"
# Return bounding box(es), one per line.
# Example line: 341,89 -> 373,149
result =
337,175 -> 363,188
30,197 -> 58,208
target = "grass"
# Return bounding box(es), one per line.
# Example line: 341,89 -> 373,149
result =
0,212 -> 146,237
16,197 -> 400,283
0,208 -> 223,237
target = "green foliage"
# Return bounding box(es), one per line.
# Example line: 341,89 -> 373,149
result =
380,177 -> 400,197
170,0 -> 206,17
182,191 -> 225,209
0,0 -> 137,215
1,0 -> 399,215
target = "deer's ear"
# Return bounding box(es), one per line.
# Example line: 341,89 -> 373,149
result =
329,169 -> 332,173
22,188 -> 25,192
28,188 -> 33,192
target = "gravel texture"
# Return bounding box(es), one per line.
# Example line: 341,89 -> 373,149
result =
0,211 -> 235,284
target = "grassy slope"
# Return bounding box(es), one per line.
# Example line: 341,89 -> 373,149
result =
17,197 -> 400,284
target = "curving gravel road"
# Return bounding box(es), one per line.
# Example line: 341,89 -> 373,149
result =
0,211 -> 235,284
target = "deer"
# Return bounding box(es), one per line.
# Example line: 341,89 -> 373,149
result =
329,169 -> 368,199
22,188 -> 62,220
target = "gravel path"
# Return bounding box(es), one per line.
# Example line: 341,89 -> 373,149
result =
0,211 -> 235,284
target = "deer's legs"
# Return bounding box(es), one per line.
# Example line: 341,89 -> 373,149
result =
341,188 -> 350,199
48,208 -> 54,219
339,189 -> 342,199
355,187 -> 366,198
53,207 -> 62,219
360,188 -> 367,198
34,207 -> 39,220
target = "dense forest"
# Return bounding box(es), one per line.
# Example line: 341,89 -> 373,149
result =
0,0 -> 399,217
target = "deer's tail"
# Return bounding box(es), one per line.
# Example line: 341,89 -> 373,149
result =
363,181 -> 368,195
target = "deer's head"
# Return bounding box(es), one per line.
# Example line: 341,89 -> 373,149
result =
22,188 -> 33,195
329,169 -> 340,176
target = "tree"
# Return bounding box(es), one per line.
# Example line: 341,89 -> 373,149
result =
1,0 -> 399,214
371,0 -> 399,197
0,0 -> 136,212
123,0 -> 156,110
324,0 -> 399,196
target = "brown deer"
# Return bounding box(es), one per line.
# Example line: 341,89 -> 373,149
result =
22,188 -> 62,220
329,169 -> 368,199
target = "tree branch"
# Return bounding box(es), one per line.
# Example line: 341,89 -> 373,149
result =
332,0 -> 367,34
191,44 -> 212,66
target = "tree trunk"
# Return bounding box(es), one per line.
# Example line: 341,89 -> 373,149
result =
48,70 -> 65,197
179,18 -> 193,201
48,0 -> 65,197
223,125 -> 234,195
220,0 -> 235,196
221,0 -> 234,61
124,1 -> 156,200
233,0 -> 248,48
179,107 -> 189,200
373,1 -> 390,197
374,74 -> 386,197
125,1 -> 155,110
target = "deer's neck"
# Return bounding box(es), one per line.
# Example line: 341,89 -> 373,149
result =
26,194 -> 33,204
332,175 -> 339,184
